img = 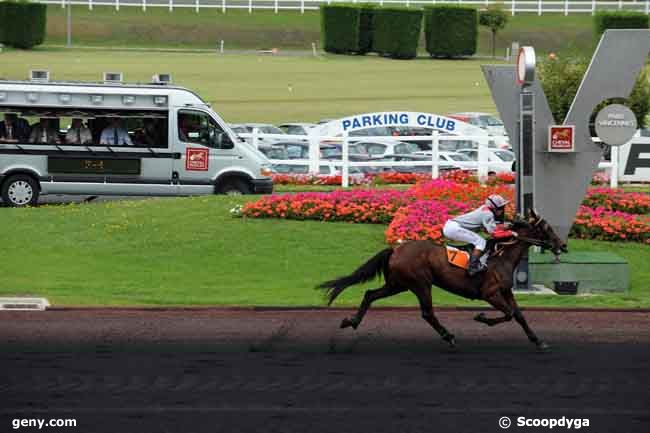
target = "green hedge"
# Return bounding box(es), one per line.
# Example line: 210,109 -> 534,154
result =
358,4 -> 377,54
424,5 -> 478,58
372,7 -> 422,59
321,4 -> 361,54
594,11 -> 649,40
0,1 -> 47,49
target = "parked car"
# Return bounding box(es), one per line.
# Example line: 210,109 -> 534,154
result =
413,150 -> 475,170
353,138 -> 421,158
271,162 -> 366,182
447,112 -> 510,149
228,123 -> 287,145
456,149 -> 515,174
278,123 -> 317,136
257,144 -> 288,160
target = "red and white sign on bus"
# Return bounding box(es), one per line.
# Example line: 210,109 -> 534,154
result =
548,125 -> 575,152
186,148 -> 209,171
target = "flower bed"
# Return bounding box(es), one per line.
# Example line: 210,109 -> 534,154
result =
241,174 -> 649,244
571,206 -> 650,243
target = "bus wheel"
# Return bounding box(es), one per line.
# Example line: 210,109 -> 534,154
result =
218,179 -> 252,195
1,174 -> 40,207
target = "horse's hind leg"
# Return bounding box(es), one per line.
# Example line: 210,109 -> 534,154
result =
413,286 -> 455,347
474,291 -> 514,326
340,285 -> 405,330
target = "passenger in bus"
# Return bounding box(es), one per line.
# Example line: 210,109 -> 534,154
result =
29,118 -> 61,144
65,118 -> 93,145
134,118 -> 161,147
0,113 -> 30,143
100,118 -> 133,146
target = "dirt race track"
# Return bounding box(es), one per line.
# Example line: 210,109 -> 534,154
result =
1,308 -> 649,433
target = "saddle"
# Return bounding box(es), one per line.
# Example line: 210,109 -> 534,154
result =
445,239 -> 498,270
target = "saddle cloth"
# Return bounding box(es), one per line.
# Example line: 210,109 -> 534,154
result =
446,246 -> 470,270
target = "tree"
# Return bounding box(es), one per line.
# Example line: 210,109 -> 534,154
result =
538,53 -> 650,129
479,4 -> 508,58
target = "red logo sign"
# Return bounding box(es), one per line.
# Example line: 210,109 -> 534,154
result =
548,126 -> 574,152
186,148 -> 209,171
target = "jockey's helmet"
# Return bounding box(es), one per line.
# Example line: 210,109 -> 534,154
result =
486,194 -> 509,210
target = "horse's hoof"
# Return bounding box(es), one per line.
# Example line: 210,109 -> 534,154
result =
474,313 -> 486,322
444,334 -> 456,348
536,341 -> 550,352
340,318 -> 358,330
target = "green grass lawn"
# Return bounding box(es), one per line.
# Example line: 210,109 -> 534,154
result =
1,196 -> 647,308
43,7 -> 597,55
0,49 -> 506,123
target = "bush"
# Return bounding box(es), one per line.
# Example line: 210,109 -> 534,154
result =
424,5 -> 478,58
594,11 -> 649,40
320,4 -> 362,54
373,7 -> 422,59
538,53 -> 650,128
0,1 -> 47,49
358,4 -> 377,54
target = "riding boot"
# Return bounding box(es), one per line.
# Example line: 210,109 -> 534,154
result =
467,254 -> 486,276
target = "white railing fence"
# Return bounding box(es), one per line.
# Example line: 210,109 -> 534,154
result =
46,0 -> 650,15
236,130 -> 619,188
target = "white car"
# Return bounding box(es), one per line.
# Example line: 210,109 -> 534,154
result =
271,162 -> 366,182
278,123 -> 317,136
228,123 -> 287,145
354,138 -> 421,158
414,150 -> 476,170
457,149 -> 515,174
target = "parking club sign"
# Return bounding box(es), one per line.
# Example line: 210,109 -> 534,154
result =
548,125 -> 575,152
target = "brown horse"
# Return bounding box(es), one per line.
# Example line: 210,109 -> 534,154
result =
317,209 -> 568,351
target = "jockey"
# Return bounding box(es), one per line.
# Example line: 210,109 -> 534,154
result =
442,194 -> 516,276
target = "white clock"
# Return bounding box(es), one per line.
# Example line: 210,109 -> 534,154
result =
516,46 -> 536,86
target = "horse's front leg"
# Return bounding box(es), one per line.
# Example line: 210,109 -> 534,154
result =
473,312 -> 512,327
504,290 -> 549,351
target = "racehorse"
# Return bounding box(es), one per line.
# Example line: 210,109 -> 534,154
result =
317,209 -> 567,351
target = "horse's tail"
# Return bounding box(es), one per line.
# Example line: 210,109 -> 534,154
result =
316,248 -> 393,306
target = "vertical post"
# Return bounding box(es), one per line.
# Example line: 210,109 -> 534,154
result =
274,0 -> 278,14
485,0 -> 489,7
116,0 -> 120,11
252,128 -> 259,150
610,145 -> 619,188
511,0 -> 516,16
196,0 -> 199,13
538,0 -> 542,15
301,0 -> 305,14
342,132 -> 350,188
618,0 -> 623,10
61,0 -> 65,8
312,42 -> 317,56
89,0 -> 93,11
169,0 -> 173,12
222,0 -> 226,14
406,0 -> 410,7
66,0 -> 72,48
220,40 -> 224,53
248,0 -> 252,14
308,134 -> 319,175
646,0 -> 649,15
430,131 -> 439,179
143,0 -> 146,12
592,0 -> 596,15
516,86 -> 535,291
477,136 -> 489,184
564,0 -> 568,16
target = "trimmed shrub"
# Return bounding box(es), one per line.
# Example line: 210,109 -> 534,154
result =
321,4 -> 361,54
0,1 -> 47,49
372,7 -> 422,59
594,11 -> 649,40
358,4 -> 377,54
424,4 -> 478,58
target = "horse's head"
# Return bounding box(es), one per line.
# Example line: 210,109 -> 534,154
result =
512,209 -> 568,256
